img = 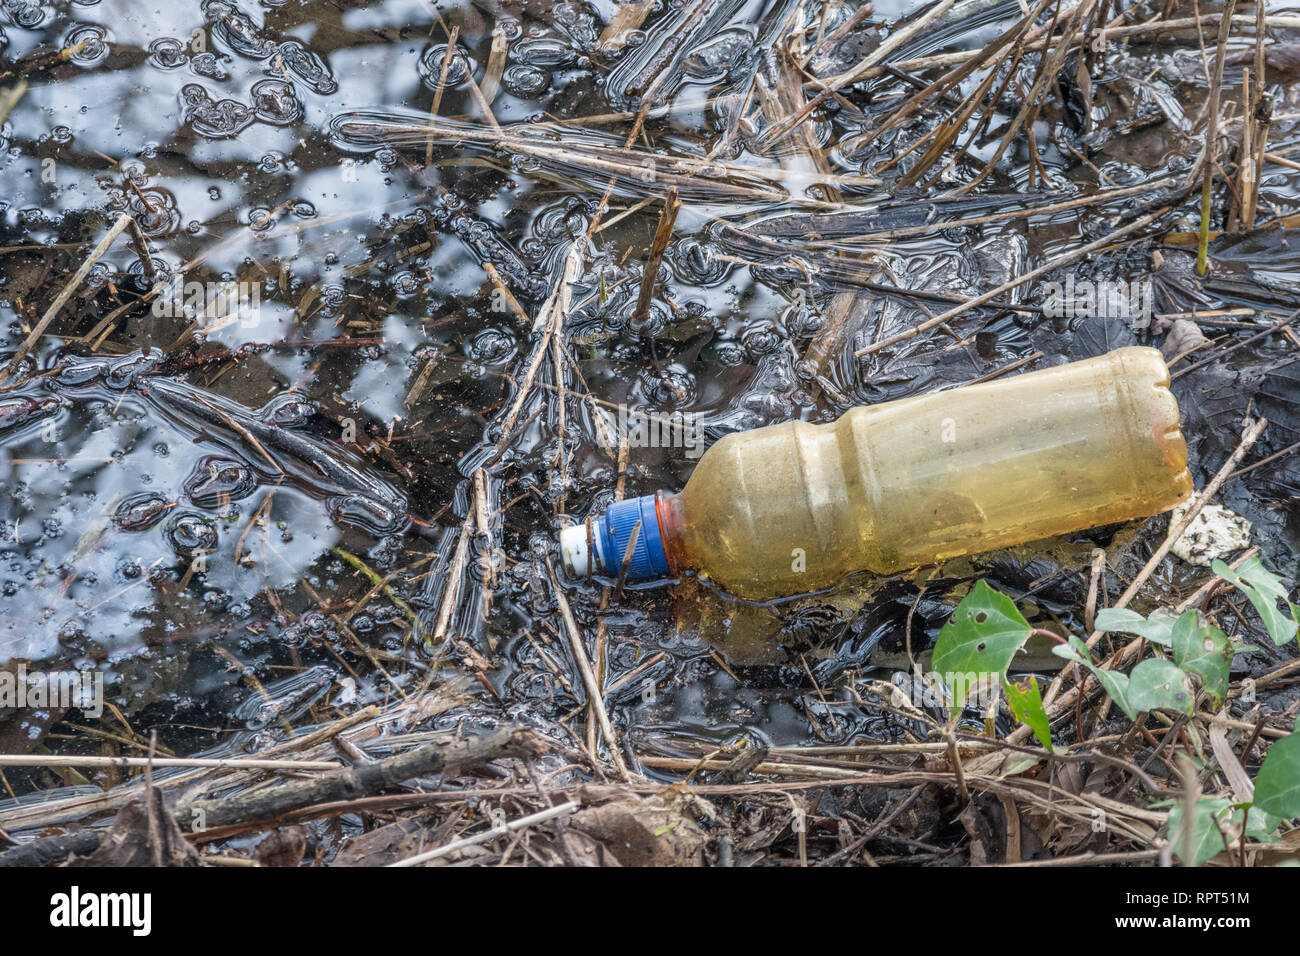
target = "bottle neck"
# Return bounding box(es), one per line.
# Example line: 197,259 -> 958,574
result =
559,492 -> 687,582
654,490 -> 687,577
589,493 -> 672,581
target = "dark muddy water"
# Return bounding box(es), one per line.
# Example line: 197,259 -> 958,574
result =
0,0 -> 1298,803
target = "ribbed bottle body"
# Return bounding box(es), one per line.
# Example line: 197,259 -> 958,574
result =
671,348 -> 1191,600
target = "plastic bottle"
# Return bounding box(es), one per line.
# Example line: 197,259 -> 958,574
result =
560,347 -> 1192,601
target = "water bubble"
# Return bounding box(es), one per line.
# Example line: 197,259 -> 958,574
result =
668,236 -> 730,286
418,43 -> 473,88
167,513 -> 219,555
641,365 -> 697,408
148,37 -> 188,70
118,159 -> 148,186
182,83 -> 253,138
114,492 -> 174,531
203,588 -> 232,612
64,24 -> 111,66
9,2 -> 48,28
551,1 -> 600,51
258,392 -> 315,427
115,557 -> 143,580
125,257 -> 168,281
530,198 -> 589,246
320,285 -> 345,310
627,299 -> 669,338
681,28 -> 752,81
467,327 -> 517,364
275,39 -> 337,95
512,36 -> 577,68
17,207 -> 45,230
206,0 -> 275,58
327,495 -> 408,536
786,307 -> 823,338
190,52 -> 229,80
234,664 -> 333,730
123,187 -> 181,238
742,323 -> 783,358
497,17 -> 523,41
250,79 -> 303,125
102,350 -> 163,389
391,271 -> 420,298
58,621 -> 86,650
503,64 -> 548,98
247,206 -> 275,231
182,456 -> 257,509
705,338 -> 748,367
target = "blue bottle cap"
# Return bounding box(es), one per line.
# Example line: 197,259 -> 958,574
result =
598,494 -> 670,580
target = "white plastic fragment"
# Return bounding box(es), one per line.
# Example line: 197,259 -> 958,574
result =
1169,501 -> 1253,567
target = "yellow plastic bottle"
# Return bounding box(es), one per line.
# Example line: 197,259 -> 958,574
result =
559,347 -> 1192,600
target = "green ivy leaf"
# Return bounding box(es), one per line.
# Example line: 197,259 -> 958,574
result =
1211,557 -> 1300,647
1170,611 -> 1233,708
1232,805 -> 1282,843
1052,635 -> 1137,719
1126,658 -> 1194,716
1094,608 -> 1176,646
1168,797 -> 1231,866
931,581 -> 1032,716
1255,732 -> 1300,819
1004,676 -> 1052,752
1053,637 -> 1192,719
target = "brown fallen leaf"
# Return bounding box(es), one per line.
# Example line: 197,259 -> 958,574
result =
253,826 -> 307,867
568,790 -> 710,867
334,814 -> 442,867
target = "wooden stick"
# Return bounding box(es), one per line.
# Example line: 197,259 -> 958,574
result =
548,558 -> 631,781
1196,0 -> 1236,276
387,800 -> 578,866
0,755 -> 341,770
425,26 -> 459,166
2,212 -> 133,383
631,189 -> 680,331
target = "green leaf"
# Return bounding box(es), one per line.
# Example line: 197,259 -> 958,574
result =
931,581 -> 1032,716
1168,797 -> 1231,866
1093,608 -> 1176,647
1004,676 -> 1052,752
1212,557 -> 1300,647
1170,611 -> 1233,708
1126,658 -> 1194,716
1255,732 -> 1300,819
998,755 -> 1042,778
1052,635 -> 1137,719
1232,805 -> 1282,843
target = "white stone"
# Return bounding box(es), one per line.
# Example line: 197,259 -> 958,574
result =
1169,502 -> 1253,567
